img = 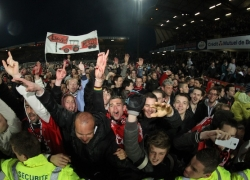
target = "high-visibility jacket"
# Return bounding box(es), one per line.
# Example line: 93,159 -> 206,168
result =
175,166 -> 230,180
0,154 -> 81,180
231,169 -> 250,180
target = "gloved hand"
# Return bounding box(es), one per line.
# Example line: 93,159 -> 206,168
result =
127,93 -> 146,116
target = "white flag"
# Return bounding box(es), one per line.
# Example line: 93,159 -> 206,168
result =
45,30 -> 99,54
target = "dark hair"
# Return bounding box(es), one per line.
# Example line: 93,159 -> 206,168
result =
218,118 -> 238,130
193,87 -> 205,96
144,92 -> 157,102
194,78 -> 203,86
174,93 -> 190,103
109,95 -> 125,105
122,79 -> 133,89
147,131 -> 171,150
208,86 -> 220,95
211,110 -> 234,129
225,84 -> 235,93
10,131 -> 41,159
103,86 -> 114,96
195,148 -> 220,174
113,75 -> 122,83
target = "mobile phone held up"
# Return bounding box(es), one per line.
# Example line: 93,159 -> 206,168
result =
215,137 -> 239,150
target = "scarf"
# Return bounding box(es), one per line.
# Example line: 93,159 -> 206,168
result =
106,111 -> 143,148
133,86 -> 143,91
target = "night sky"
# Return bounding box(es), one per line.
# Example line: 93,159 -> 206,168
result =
0,0 -> 156,53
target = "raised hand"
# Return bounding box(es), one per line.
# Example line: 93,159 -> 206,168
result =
137,58 -> 144,66
78,62 -> 85,74
2,52 -> 21,78
150,102 -> 173,118
95,50 -> 109,80
12,77 -> 43,93
56,61 -> 67,81
124,54 -> 130,65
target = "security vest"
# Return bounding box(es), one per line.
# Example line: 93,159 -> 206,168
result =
231,169 -> 250,180
175,166 -> 230,180
0,154 -> 81,180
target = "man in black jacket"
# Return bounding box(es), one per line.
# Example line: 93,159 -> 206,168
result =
13,51 -> 135,179
193,87 -> 219,125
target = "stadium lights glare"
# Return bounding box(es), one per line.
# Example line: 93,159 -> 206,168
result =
191,20 -> 194,23
183,24 -> 186,26
162,54 -> 165,55
166,20 -> 169,22
156,8 -> 158,10
200,19 -> 203,22
173,16 -> 177,18
215,18 -> 220,20
195,12 -> 200,16
226,13 -> 231,16
152,52 -> 154,54
151,18 -> 153,20
216,3 -> 221,6
176,27 -> 179,29
247,7 -> 250,11
163,51 -> 166,53
209,5 -> 215,9
157,52 -> 160,53
111,39 -> 114,41
171,50 -> 174,52
182,14 -> 184,16
160,24 -> 163,26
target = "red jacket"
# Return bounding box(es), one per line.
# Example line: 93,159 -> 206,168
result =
23,116 -> 65,154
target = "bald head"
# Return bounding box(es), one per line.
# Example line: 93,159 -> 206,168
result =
75,112 -> 95,144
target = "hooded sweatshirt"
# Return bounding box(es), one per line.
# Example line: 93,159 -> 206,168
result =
231,92 -> 250,121
16,85 -> 65,154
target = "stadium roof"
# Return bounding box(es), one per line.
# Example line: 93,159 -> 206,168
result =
141,0 -> 250,43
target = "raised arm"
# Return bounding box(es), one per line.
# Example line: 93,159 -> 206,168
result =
11,77 -> 74,129
51,61 -> 67,104
124,94 -> 149,170
92,50 -> 109,113
16,85 -> 50,123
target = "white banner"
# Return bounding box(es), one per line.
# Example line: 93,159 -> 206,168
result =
207,35 -> 250,49
45,30 -> 99,54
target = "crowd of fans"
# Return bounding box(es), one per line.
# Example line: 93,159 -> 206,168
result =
0,50 -> 250,180
156,12 -> 250,48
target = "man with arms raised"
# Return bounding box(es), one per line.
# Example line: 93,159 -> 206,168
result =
13,50 -> 136,179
